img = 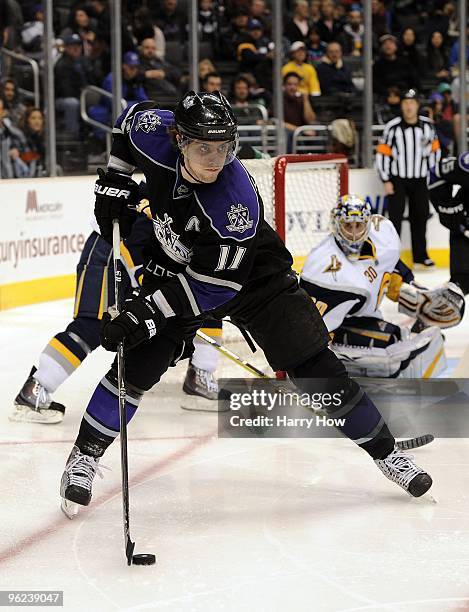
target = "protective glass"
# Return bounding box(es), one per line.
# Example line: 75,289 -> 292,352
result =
178,136 -> 239,167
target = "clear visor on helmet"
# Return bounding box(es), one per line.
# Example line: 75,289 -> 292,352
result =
178,135 -> 239,167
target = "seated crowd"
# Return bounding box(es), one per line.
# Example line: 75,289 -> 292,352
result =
0,0 -> 465,176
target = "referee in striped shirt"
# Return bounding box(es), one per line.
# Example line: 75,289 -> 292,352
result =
376,89 -> 441,268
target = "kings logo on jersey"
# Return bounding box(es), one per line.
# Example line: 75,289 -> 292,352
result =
226,203 -> 253,234
136,111 -> 161,133
323,255 -> 342,280
152,212 -> 192,264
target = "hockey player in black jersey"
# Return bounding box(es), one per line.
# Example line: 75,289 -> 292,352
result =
428,152 -> 469,295
60,91 -> 433,518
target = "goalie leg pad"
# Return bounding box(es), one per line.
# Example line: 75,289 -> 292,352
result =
332,326 -> 446,378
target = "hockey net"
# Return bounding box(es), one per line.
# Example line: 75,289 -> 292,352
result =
218,154 -> 349,376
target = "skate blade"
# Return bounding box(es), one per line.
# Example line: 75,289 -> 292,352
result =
181,395 -> 228,412
61,498 -> 80,520
10,405 -> 64,424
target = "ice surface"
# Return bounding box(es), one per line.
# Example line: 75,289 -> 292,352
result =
1,268 -> 469,612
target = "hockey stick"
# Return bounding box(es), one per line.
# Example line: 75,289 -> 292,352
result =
195,330 -> 434,449
112,220 -> 155,567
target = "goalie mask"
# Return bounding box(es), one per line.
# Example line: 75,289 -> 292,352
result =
331,194 -> 372,260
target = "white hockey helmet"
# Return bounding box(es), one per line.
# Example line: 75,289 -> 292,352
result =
331,194 -> 372,260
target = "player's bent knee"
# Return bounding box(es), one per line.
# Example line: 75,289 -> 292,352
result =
288,347 -> 361,411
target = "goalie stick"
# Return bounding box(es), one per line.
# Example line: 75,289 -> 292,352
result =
195,331 -> 434,449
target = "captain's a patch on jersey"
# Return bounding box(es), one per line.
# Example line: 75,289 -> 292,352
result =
136,110 -> 161,133
226,203 -> 254,234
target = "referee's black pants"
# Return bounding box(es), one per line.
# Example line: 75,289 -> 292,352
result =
387,177 -> 429,263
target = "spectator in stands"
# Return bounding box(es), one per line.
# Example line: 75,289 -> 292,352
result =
371,0 -> 390,46
201,72 -> 222,93
229,75 -> 252,107
316,41 -> 355,96
283,71 -> 316,153
285,0 -> 311,45
426,92 -> 454,156
316,0 -> 343,43
154,0 -> 187,43
247,0 -> 271,33
138,37 -> 180,99
373,34 -> 419,99
132,7 -> 166,60
425,2 -> 453,40
236,19 -> 273,74
330,118 -> 356,161
399,27 -> 423,76
221,9 -> 249,60
87,0 -> 133,51
282,41 -> 321,97
337,5 -> 364,56
310,0 -> 322,27
241,71 -> 272,111
20,106 -> 45,177
55,34 -> 94,139
198,0 -> 218,44
426,30 -> 450,80
20,3 -> 44,59
449,24 -> 469,72
199,59 -> 217,80
375,86 -> 401,124
60,6 -> 97,57
0,78 -> 26,126
436,81 -> 460,144
88,51 -> 146,139
450,71 -> 469,108
0,97 -> 29,178
88,32 -> 110,84
306,26 -> 327,64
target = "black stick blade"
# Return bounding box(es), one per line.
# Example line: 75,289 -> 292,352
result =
397,434 -> 434,450
126,538 -> 136,566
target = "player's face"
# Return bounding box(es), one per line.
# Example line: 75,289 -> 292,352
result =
183,139 -> 233,182
341,220 -> 367,242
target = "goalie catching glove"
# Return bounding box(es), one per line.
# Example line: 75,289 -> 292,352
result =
94,168 -> 139,244
100,293 -> 166,351
398,281 -> 465,329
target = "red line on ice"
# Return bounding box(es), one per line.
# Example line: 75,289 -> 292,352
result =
0,432 -> 214,565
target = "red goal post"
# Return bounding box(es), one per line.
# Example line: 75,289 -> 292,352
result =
242,153 -> 349,272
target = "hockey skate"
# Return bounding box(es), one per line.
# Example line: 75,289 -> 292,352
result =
375,446 -> 432,497
60,445 -> 106,519
11,368 -> 65,424
181,361 -> 223,411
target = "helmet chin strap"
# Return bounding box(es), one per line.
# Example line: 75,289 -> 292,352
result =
180,155 -> 207,184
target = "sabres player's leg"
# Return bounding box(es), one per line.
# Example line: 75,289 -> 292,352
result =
12,232 -> 116,424
184,318 -> 222,400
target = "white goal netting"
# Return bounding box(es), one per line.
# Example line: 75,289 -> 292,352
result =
242,155 -> 348,271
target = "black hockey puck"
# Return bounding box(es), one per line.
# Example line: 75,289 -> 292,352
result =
132,553 -> 156,565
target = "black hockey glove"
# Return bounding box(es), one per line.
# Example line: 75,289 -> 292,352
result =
94,168 -> 139,244
100,294 -> 166,352
436,202 -> 469,235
